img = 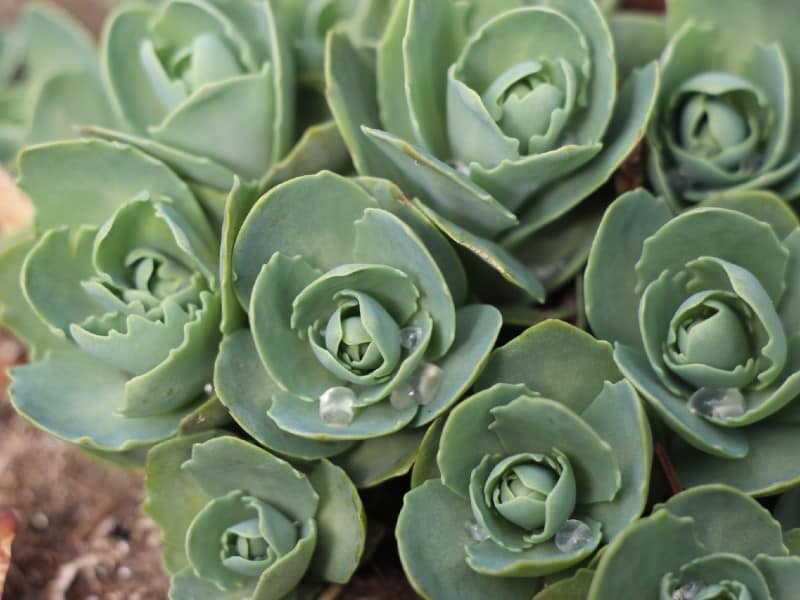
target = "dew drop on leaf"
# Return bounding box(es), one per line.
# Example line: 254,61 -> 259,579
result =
554,519 -> 592,553
464,520 -> 489,543
687,387 -> 745,419
390,362 -> 444,410
399,327 -> 424,350
319,386 -> 355,427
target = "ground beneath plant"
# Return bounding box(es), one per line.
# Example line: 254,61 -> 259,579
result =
0,328 -> 417,600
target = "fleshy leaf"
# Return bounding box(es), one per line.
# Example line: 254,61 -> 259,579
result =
438,383 -> 531,497
672,423 -> 800,497
233,171 -> 377,306
581,381 -> 652,540
306,459 -> 366,583
19,139 -> 214,248
490,397 -> 621,504
268,391 -> 417,441
587,512 -> 703,599
658,484 -> 787,557
9,348 -> 193,451
352,207 -> 455,359
397,481 -> 542,600
465,519 -> 602,578
584,188 -> 671,349
614,344 -> 749,458
145,430 -> 221,573
334,429 -> 426,489
215,329 -> 352,460
476,319 -> 621,414
410,304 -> 502,427
635,207 -> 789,303
182,436 -> 319,523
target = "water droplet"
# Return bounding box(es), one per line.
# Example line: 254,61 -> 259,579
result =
203,383 -> 214,396
399,327 -> 424,350
319,387 -> 355,427
555,519 -> 593,553
688,387 -> 745,419
464,520 -> 489,543
672,581 -> 704,600
390,363 -> 444,410
446,159 -> 470,176
390,383 -> 417,410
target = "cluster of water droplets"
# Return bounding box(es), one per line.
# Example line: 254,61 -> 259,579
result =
317,326 -> 445,426
554,519 -> 593,553
687,387 -> 745,419
391,327 -> 443,410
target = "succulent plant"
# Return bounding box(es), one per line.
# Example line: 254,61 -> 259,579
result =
0,4 -> 115,166
146,433 -> 366,599
91,0 -> 297,193
273,0 -> 394,90
326,0 -> 659,298
587,485 -> 800,599
396,320 -> 652,599
649,0 -> 800,208
216,171 -> 501,487
585,187 -> 800,495
0,139 -> 222,459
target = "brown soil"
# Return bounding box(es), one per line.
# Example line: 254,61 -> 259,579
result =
0,329 -> 416,600
1,332 -> 169,600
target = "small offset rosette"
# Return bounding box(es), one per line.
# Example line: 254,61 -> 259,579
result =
587,485 -> 800,599
327,0 -> 659,296
145,433 -> 366,599
397,320 -> 652,600
216,171 -> 501,487
648,0 -> 800,208
2,139 -> 221,457
94,0 -> 295,193
586,187 -> 800,494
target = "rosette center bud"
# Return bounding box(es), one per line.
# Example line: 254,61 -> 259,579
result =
481,451 -> 577,541
482,59 -> 572,153
290,264 -> 424,387
187,490 -> 303,591
667,295 -> 753,373
668,71 -> 771,174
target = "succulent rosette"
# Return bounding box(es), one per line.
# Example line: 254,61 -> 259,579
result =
327,0 -> 659,297
146,433 -> 366,599
92,0 -> 296,195
585,187 -> 800,495
0,4 -> 115,166
216,171 -> 501,487
0,139 -> 221,457
396,320 -> 652,599
648,0 -> 800,208
587,485 -> 800,599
